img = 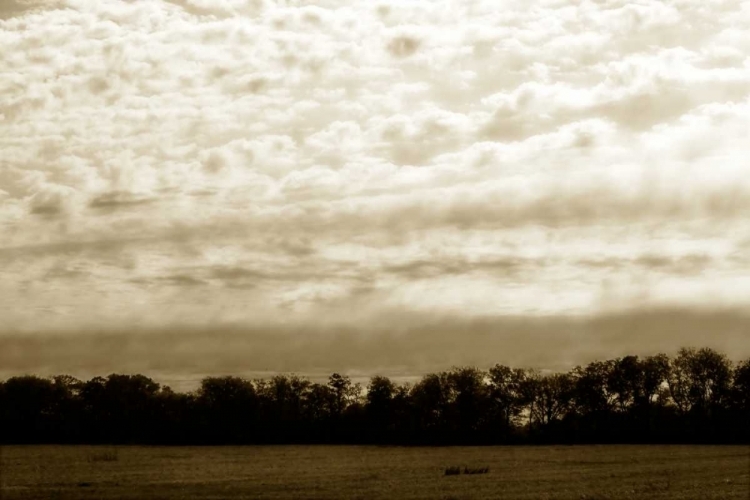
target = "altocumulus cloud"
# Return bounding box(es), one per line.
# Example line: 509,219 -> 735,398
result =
1,0 -> 749,379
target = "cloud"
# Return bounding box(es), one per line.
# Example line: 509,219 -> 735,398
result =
1,0 -> 750,376
580,253 -> 715,276
386,34 -> 421,58
88,190 -> 157,210
42,262 -> 89,281
0,0 -> 60,19
156,274 -> 207,287
27,183 -> 79,216
1,307 -> 748,383
381,256 -> 535,281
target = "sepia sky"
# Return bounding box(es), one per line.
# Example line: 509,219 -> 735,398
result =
1,0 -> 749,384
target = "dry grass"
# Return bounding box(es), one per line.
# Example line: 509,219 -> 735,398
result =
0,445 -> 748,499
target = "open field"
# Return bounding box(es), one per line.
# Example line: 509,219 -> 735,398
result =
0,445 -> 748,500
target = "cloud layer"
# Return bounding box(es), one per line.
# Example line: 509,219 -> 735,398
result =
1,0 -> 749,377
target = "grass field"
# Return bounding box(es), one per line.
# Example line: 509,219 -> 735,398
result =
0,445 -> 748,499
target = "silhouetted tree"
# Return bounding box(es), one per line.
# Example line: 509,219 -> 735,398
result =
49,375 -> 83,442
197,376 -> 257,443
0,347 -> 747,446
366,376 -> 397,442
0,376 -> 67,443
668,348 -> 732,415
302,382 -> 333,441
528,372 -> 574,428
327,373 -> 360,417
410,373 -> 451,443
608,356 -> 641,412
569,360 -> 621,442
487,365 -> 527,440
731,359 -> 750,412
638,354 -> 671,409
154,386 -> 195,444
572,360 -> 616,416
445,367 -> 489,442
256,374 -> 310,441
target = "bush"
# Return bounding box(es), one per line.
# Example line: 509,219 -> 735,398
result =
444,466 -> 461,476
463,466 -> 490,475
87,449 -> 118,462
444,465 -> 489,475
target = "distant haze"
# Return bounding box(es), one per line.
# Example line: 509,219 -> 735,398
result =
1,0 -> 749,381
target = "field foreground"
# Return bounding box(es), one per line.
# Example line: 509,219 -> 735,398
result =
0,445 -> 748,499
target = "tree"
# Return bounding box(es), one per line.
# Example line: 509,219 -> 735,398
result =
0,347 -> 747,446
52,375 -> 82,397
487,365 -> 527,433
526,372 -> 574,427
302,382 -> 332,426
410,372 -> 451,439
0,376 -> 65,443
730,359 -> 750,413
256,375 -> 310,425
366,375 -> 397,439
668,348 -> 732,415
153,386 -> 195,444
445,367 -> 489,438
607,356 -> 641,412
572,360 -> 616,416
639,354 -> 670,408
49,375 -> 83,442
327,373 -> 360,417
197,376 -> 257,443
517,369 -> 540,428
367,375 -> 396,411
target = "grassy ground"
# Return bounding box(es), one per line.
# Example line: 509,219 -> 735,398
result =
0,445 -> 748,499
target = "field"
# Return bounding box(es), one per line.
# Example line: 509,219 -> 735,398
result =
0,445 -> 748,499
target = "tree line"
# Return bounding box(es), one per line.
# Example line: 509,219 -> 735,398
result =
1,347 -> 748,445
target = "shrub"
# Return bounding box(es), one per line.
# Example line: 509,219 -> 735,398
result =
444,465 -> 490,475
444,466 -> 461,476
463,466 -> 490,475
87,449 -> 119,462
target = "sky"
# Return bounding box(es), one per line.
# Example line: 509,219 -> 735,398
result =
1,0 -> 749,387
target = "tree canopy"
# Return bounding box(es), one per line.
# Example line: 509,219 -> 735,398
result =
0,347 -> 747,445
